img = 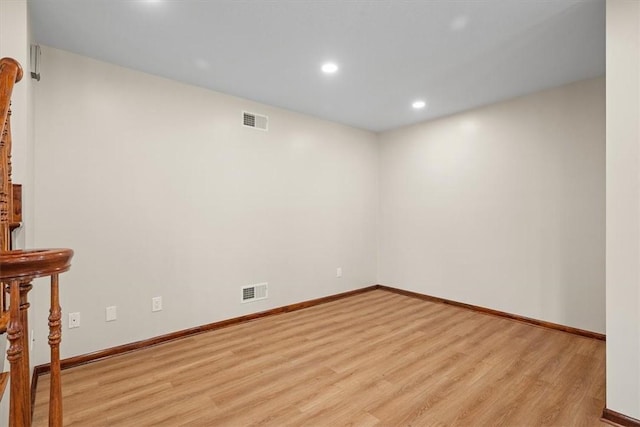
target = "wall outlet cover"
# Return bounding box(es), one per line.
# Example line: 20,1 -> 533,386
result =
68,312 -> 80,329
152,296 -> 162,312
106,306 -> 117,322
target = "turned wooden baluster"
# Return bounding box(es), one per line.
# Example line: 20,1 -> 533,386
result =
0,250 -> 73,426
19,281 -> 32,423
48,274 -> 62,426
0,57 -> 21,252
6,280 -> 29,426
0,110 -> 11,250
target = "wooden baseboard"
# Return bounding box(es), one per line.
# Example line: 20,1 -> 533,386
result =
602,408 -> 640,427
33,285 -> 378,376
377,285 -> 605,341
29,282 -> 608,420
31,281 -> 604,397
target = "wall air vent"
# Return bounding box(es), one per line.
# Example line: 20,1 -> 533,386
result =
241,282 -> 268,303
243,111 -> 268,131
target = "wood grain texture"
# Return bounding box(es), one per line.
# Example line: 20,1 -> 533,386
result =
1,248 -> 74,426
0,371 -> 8,402
18,282 -> 32,426
33,290 -> 606,426
379,284 -> 606,341
6,280 -> 29,426
48,274 -> 63,426
0,248 -> 73,281
0,57 -> 22,253
33,283 -> 601,378
10,183 -> 21,227
34,285 -> 378,374
602,408 -> 640,427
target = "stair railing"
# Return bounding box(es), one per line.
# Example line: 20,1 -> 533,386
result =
0,57 -> 74,427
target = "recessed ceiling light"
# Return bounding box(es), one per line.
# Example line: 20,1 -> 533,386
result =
412,100 -> 427,109
321,63 -> 339,74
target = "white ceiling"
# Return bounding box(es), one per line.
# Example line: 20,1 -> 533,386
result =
29,0 -> 605,132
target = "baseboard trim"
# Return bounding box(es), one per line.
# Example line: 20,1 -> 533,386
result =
31,281 -> 604,398
602,408 -> 640,427
377,285 -> 605,341
33,285 -> 378,376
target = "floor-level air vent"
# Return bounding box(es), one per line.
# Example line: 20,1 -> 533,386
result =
243,111 -> 268,131
241,282 -> 268,303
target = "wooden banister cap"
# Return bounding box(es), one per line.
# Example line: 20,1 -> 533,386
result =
0,58 -> 23,83
0,248 -> 73,280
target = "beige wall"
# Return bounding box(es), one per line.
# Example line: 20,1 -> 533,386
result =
32,47 -> 379,364
378,77 -> 605,334
6,0 -> 639,420
32,47 -> 607,362
31,44 -> 609,410
606,0 -> 640,419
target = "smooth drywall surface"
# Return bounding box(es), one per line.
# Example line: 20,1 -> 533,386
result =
378,77 -> 605,334
32,47 -> 378,364
606,0 -> 640,419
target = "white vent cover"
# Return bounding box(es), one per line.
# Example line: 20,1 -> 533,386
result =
241,282 -> 268,303
243,111 -> 268,131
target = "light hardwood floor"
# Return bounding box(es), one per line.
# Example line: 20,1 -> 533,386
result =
34,290 -> 606,426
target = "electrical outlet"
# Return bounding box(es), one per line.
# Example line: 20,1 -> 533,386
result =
106,306 -> 117,322
336,267 -> 343,278
152,296 -> 162,312
68,312 -> 80,329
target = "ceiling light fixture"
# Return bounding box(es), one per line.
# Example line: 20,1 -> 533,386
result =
412,100 -> 427,109
321,62 -> 339,74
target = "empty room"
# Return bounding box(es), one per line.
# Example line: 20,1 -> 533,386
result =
0,0 -> 638,425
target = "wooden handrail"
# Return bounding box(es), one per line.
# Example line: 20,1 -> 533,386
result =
1,58 -> 23,253
0,58 -> 23,141
0,249 -> 73,278
1,249 -> 73,426
0,57 -> 74,426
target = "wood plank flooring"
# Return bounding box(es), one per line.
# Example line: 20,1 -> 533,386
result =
33,290 -> 606,426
